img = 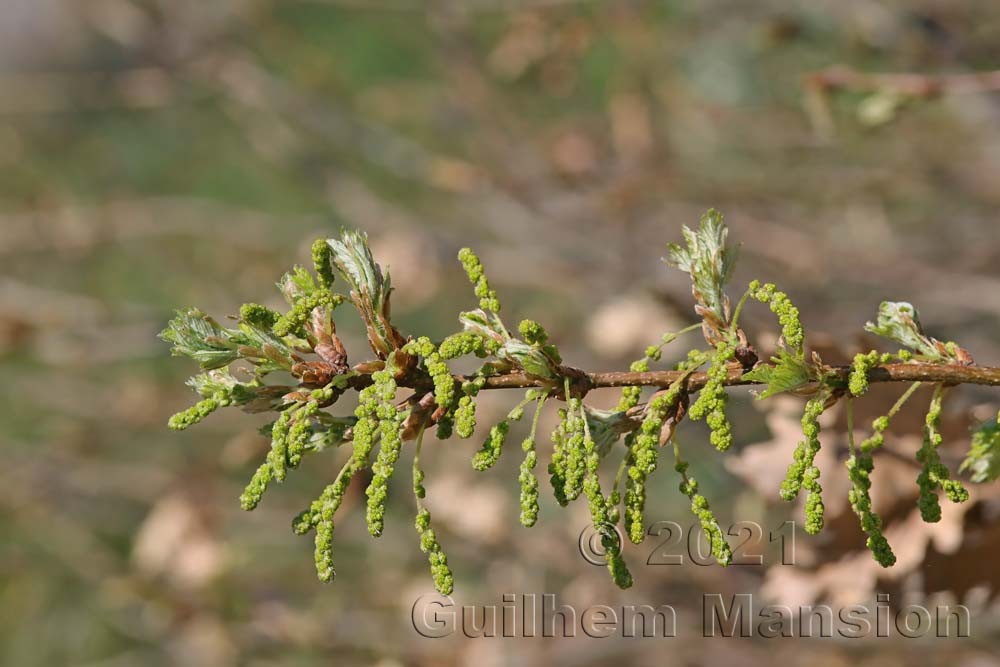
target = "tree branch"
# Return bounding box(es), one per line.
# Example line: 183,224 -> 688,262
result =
480,362 -> 1000,394
367,362 -> 1000,398
806,65 -> 1000,97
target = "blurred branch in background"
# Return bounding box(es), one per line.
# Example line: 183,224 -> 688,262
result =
805,64 -> 1000,136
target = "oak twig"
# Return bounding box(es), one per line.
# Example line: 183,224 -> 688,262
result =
806,66 -> 1000,98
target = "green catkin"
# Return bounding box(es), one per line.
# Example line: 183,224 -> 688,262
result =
548,407 -> 570,506
168,394 -> 224,430
845,399 -> 896,567
849,351 -> 894,397
842,382 -> 923,565
406,336 -> 458,415
240,302 -> 280,330
410,424 -> 455,595
404,336 -> 489,442
455,395 -> 477,439
578,403 -> 632,589
779,394 -> 827,518
458,247 -> 501,313
287,402 -> 318,468
616,359 -> 649,411
239,408 -> 295,510
674,457 -> 732,567
472,421 -> 511,471
314,517 -> 337,583
748,280 -> 804,355
415,510 -> 455,595
802,466 -> 824,535
518,392 -> 547,527
561,398 -> 587,502
435,413 -> 454,440
846,452 -> 896,567
688,342 -> 735,452
311,238 -> 336,288
365,368 -> 405,537
240,460 -> 274,512
439,331 -> 489,359
312,384 -> 381,581
624,385 -> 682,544
916,385 -> 969,522
273,292 -> 343,338
300,458 -> 353,579
849,351 -> 878,397
518,319 -> 547,345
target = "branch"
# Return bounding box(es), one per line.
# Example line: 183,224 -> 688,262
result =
806,65 -> 1000,97
364,361 -> 1000,398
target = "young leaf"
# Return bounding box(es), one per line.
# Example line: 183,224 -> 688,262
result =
742,350 -> 812,399
663,209 -> 738,338
864,301 -> 948,360
327,229 -> 405,357
961,416 -> 1000,483
159,308 -> 240,369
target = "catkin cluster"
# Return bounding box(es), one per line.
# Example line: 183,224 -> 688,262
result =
624,385 -> 682,543
675,460 -> 732,566
458,247 -> 501,313
846,450 -> 896,567
749,280 -> 804,355
688,342 -> 735,452
916,385 -> 970,522
779,393 -> 828,534
517,391 -> 547,527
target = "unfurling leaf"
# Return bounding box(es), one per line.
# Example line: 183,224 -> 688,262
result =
327,229 -> 405,358
864,301 -> 968,362
159,308 -> 240,369
663,208 -> 738,339
742,350 -> 813,399
961,416 -> 1000,483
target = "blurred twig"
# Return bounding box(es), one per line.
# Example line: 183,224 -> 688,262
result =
807,66 -> 1000,98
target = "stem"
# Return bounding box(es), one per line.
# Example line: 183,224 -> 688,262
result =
728,287 -> 753,334
429,362 -> 1000,394
412,419 -> 428,512
888,381 -> 923,419
528,391 -> 548,440
654,322 -> 704,353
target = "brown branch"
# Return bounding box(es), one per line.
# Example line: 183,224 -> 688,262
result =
354,362 -> 1000,399
806,65 -> 1000,98
476,362 -> 1000,395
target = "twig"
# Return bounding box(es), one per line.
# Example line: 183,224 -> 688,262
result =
806,65 -> 1000,98
351,361 -> 1000,398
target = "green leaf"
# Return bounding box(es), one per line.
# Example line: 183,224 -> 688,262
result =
742,350 -> 812,399
327,229 -> 389,309
326,229 -> 402,356
863,301 -> 941,359
459,308 -> 509,344
960,416 -> 1000,483
583,406 -> 629,457
187,369 -> 292,413
159,308 -> 240,369
500,339 -> 559,380
663,209 -> 738,332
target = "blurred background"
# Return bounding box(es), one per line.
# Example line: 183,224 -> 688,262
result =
2,0 -> 1000,665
